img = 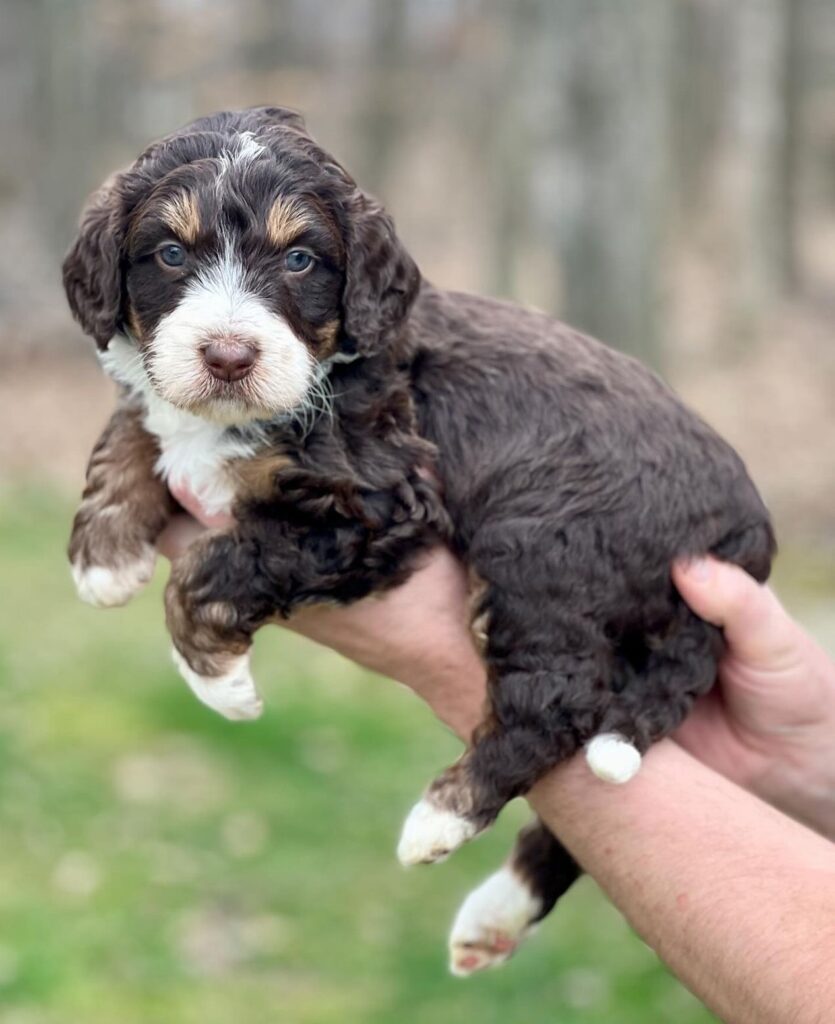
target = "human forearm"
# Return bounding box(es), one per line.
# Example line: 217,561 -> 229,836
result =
531,741 -> 835,1024
286,546 -> 489,739
159,524 -> 835,1012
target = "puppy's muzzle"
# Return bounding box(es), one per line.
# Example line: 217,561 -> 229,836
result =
202,337 -> 258,382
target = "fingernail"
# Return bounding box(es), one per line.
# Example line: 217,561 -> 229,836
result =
684,557 -> 712,581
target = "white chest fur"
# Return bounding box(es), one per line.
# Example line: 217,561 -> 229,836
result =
100,337 -> 260,517
144,395 -> 257,516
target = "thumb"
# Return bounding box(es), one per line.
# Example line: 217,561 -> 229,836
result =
672,557 -> 802,674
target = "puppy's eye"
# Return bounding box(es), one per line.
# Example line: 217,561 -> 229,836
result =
285,249 -> 314,273
157,244 -> 187,268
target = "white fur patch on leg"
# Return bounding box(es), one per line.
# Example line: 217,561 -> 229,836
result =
585,732 -> 642,784
449,865 -> 542,977
396,798 -> 478,867
171,648 -> 263,721
71,546 -> 156,607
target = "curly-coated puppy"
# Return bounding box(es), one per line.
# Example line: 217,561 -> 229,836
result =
64,107 -> 775,975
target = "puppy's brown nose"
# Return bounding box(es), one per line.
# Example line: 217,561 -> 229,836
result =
203,339 -> 257,382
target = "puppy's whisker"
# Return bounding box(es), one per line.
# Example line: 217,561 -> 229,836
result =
291,369 -> 335,438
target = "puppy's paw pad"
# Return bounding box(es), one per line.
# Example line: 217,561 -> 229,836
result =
171,648 -> 263,721
585,732 -> 642,784
397,799 -> 478,866
71,548 -> 156,607
449,866 -> 541,976
450,933 -> 520,977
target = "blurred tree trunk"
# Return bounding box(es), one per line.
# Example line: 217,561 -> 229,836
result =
778,0 -> 807,293
504,0 -> 675,367
485,0 -> 538,304
729,0 -> 803,324
33,0 -> 98,243
670,0 -> 729,217
354,0 -> 410,194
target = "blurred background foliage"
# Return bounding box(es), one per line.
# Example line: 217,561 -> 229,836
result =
0,1 -> 834,1021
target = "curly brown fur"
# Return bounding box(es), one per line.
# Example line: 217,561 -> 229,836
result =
69,396 -> 178,607
64,107 -> 775,952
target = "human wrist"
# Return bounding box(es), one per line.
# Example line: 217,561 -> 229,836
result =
750,740 -> 835,840
528,741 -> 835,1024
731,636 -> 835,838
286,594 -> 486,738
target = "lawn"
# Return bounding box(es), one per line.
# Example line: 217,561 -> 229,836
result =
0,488 -> 738,1023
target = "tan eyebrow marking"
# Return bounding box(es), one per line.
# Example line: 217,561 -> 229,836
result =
266,197 -> 310,248
159,191 -> 201,244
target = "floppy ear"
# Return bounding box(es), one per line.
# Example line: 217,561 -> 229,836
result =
62,175 -> 126,350
341,192 -> 420,356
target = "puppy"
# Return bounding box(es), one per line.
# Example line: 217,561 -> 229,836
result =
64,107 -> 775,975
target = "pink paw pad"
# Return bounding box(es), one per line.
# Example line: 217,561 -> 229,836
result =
457,954 -> 482,973
490,934 -> 516,954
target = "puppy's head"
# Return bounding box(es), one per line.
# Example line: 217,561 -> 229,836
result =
63,107 -> 419,425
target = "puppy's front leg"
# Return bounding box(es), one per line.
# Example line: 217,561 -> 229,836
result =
70,397 -> 175,607
165,530 -> 268,722
167,472 -> 445,722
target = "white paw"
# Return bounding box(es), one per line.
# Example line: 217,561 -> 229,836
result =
171,648 -> 264,722
396,798 -> 478,866
71,546 -> 156,607
449,865 -> 542,976
585,732 -> 642,784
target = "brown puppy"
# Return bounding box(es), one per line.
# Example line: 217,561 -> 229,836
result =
64,107 -> 774,974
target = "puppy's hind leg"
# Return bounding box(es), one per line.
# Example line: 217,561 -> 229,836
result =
397,627 -> 611,866
446,597 -> 724,975
599,600 -> 723,751
449,819 -> 579,976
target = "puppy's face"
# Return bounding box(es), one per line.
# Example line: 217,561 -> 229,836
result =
64,108 -> 420,427
124,137 -> 344,424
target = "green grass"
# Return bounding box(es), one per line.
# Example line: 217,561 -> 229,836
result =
0,486 -> 723,1023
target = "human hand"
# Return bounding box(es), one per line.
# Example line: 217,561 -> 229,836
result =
673,557 -> 835,837
157,483 -> 487,739
159,488 -> 835,834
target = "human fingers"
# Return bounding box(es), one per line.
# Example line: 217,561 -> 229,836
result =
672,557 -> 803,674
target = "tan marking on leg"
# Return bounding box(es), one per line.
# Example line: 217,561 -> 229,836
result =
427,758 -> 479,818
160,191 -> 201,244
193,600 -> 240,631
266,197 -> 309,248
69,401 -> 171,569
229,451 -> 294,502
69,399 -> 174,607
164,537 -> 250,678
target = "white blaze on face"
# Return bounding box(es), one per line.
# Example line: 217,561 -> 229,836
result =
150,244 -> 314,425
215,132 -> 265,191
